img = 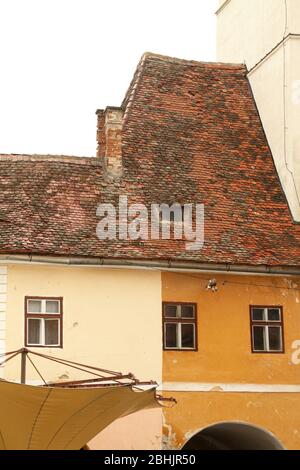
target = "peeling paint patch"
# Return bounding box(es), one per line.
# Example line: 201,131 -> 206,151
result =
162,415 -> 177,450
246,401 -> 263,408
291,340 -> 300,365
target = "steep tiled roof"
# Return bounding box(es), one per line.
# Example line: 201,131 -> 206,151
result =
1,53 -> 300,266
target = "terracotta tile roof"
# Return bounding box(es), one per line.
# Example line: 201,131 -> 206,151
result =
1,53 -> 300,267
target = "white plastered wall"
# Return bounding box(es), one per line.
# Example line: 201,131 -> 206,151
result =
217,0 -> 300,220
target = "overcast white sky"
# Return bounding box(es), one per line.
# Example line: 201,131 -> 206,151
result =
0,0 -> 217,156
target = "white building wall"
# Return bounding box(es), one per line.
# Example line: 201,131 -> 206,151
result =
0,265 -> 7,377
217,0 -> 300,221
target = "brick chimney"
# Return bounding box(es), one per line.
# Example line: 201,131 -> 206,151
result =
96,106 -> 123,181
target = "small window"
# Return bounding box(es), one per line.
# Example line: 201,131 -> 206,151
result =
25,297 -> 63,347
250,306 -> 284,353
163,303 -> 197,350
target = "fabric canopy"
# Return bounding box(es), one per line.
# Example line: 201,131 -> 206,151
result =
0,380 -> 158,450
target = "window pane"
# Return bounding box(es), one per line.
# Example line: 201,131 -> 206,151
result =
28,300 -> 42,314
45,319 -> 59,346
181,305 -> 195,319
252,308 -> 265,321
253,326 -> 266,351
268,308 -> 281,322
46,300 -> 60,314
28,319 -> 41,344
164,305 -> 178,318
165,323 -> 178,348
181,323 -> 195,349
268,327 -> 282,351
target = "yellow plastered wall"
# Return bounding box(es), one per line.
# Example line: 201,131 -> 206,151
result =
162,272 -> 300,449
163,391 -> 300,450
163,272 -> 300,384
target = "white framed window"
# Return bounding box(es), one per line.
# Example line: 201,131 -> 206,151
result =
25,297 -> 63,347
163,303 -> 197,350
250,306 -> 284,353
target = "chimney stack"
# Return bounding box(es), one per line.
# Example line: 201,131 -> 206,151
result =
96,107 -> 123,181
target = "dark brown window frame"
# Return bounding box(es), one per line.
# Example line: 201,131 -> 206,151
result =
250,305 -> 284,354
162,302 -> 198,351
25,296 -> 63,348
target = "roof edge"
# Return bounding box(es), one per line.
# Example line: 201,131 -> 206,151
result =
1,254 -> 300,276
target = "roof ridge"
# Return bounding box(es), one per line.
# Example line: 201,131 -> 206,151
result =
120,52 -> 247,111
0,154 -> 100,165
141,51 -> 246,69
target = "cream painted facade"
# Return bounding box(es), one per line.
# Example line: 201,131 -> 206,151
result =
217,0 -> 300,221
0,265 -> 7,378
1,262 -> 163,450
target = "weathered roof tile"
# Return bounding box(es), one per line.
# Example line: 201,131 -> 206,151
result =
0,53 -> 300,266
